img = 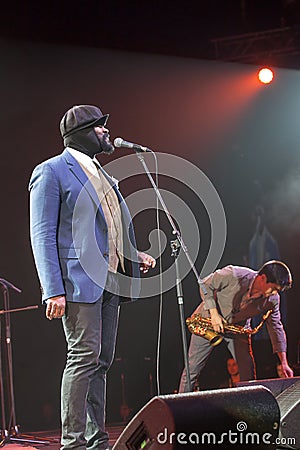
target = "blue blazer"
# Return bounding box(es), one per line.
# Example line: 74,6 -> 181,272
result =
29,149 -> 140,303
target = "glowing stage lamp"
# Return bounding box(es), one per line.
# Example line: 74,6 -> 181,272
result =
258,68 -> 274,84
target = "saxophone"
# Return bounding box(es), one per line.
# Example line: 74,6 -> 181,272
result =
186,309 -> 272,347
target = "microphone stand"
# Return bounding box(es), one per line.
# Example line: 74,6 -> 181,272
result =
135,152 -> 207,393
170,239 -> 192,392
0,278 -> 51,446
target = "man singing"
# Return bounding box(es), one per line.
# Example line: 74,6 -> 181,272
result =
29,105 -> 156,450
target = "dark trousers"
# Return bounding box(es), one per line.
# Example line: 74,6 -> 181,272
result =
61,272 -> 120,449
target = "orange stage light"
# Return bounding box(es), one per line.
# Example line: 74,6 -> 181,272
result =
258,68 -> 274,84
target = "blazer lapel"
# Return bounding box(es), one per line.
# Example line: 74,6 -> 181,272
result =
62,149 -> 104,215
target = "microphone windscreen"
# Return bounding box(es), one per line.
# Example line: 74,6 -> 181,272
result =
114,137 -> 123,148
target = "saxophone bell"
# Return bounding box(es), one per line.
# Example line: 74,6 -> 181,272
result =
186,317 -> 224,347
202,329 -> 223,347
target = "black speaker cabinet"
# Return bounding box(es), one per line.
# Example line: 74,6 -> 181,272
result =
276,380 -> 300,449
237,376 -> 300,398
113,385 -> 279,449
238,377 -> 300,449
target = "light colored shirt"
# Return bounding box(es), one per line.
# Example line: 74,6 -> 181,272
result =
68,148 -> 124,273
194,265 -> 286,353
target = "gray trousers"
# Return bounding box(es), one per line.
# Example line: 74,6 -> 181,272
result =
179,333 -> 255,393
61,272 -> 120,450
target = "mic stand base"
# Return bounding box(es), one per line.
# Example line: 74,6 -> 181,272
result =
0,279 -> 58,447
0,426 -> 59,447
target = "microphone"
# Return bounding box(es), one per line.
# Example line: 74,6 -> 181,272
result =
114,137 -> 151,153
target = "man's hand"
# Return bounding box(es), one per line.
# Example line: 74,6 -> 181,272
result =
278,363 -> 294,378
277,352 -> 294,378
279,362 -> 294,378
46,295 -> 66,320
209,308 -> 224,333
138,251 -> 156,274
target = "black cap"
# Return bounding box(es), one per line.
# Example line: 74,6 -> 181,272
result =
60,105 -> 109,138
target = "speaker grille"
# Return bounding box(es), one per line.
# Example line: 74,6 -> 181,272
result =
277,380 -> 300,449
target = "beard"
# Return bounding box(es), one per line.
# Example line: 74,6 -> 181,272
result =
99,133 -> 115,154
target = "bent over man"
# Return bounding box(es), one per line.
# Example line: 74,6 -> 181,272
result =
179,260 -> 293,392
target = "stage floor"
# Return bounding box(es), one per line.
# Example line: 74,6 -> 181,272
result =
2,425 -> 124,450
2,426 -> 292,450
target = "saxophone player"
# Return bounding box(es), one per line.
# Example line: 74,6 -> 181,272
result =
179,260 -> 293,392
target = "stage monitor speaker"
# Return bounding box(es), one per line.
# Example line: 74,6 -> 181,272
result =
238,377 -> 300,449
276,380 -> 300,449
237,376 -> 300,398
112,385 -> 279,449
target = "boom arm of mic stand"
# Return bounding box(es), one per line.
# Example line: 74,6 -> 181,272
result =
0,278 -> 22,293
0,305 -> 39,315
136,153 -> 207,295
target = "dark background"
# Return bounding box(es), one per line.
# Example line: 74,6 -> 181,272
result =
1,0 -> 300,431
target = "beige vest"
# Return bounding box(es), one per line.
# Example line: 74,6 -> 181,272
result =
79,162 -> 125,273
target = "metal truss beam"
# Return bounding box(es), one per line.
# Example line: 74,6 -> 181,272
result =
211,26 -> 300,63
